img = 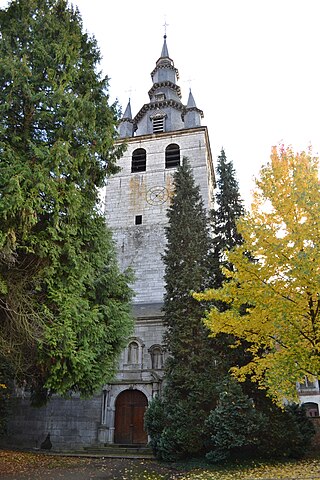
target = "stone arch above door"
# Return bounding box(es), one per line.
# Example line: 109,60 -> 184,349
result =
114,389 -> 148,445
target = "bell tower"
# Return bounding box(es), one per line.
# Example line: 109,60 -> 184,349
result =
100,36 -> 215,445
105,35 -> 214,305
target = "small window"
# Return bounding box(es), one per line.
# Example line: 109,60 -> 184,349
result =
155,93 -> 165,101
165,143 -> 180,168
299,377 -> 317,390
135,215 -> 142,225
132,148 -> 146,173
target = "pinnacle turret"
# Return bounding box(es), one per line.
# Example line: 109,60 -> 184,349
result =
122,99 -> 132,120
187,89 -> 197,108
184,89 -> 203,129
118,99 -> 134,138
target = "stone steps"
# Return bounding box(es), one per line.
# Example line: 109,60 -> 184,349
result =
81,444 -> 154,459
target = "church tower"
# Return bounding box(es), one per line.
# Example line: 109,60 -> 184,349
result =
100,36 -> 215,445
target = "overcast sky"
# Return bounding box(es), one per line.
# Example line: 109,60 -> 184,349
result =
1,0 -> 320,206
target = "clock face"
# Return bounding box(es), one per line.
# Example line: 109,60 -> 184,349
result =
146,186 -> 169,205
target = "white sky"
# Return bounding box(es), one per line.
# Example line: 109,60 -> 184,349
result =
1,0 -> 320,206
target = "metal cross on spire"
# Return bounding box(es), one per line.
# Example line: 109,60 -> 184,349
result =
163,17 -> 169,37
125,85 -> 136,101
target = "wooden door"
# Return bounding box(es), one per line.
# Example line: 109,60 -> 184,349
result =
114,390 -> 148,445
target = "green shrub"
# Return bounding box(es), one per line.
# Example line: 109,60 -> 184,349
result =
144,395 -> 167,458
145,394 -> 210,461
257,402 -> 315,459
205,379 -> 315,463
205,380 -> 265,463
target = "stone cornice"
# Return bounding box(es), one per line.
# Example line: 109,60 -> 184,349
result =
148,81 -> 181,100
183,106 -> 204,119
151,63 -> 179,80
119,117 -> 134,124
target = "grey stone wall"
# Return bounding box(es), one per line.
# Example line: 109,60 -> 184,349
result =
1,394 -> 102,450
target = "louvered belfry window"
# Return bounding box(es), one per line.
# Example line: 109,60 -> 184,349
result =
152,116 -> 165,133
131,148 -> 146,173
165,143 -> 180,168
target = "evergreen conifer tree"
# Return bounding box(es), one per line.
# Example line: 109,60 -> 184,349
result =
0,0 -> 133,400
163,158 -> 213,360
211,148 -> 245,286
146,158 -> 221,460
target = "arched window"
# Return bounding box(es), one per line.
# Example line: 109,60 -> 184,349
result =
132,148 -> 146,173
303,402 -> 319,417
165,144 -> 180,168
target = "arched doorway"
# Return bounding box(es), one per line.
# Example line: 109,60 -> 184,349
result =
114,390 -> 148,445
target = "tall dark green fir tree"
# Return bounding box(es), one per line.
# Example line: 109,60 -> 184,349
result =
0,0 -> 133,400
145,158 -> 221,460
163,158 -> 213,359
211,148 -> 245,286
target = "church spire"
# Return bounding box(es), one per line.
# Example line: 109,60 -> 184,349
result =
156,34 -> 174,68
160,34 -> 169,59
132,35 -> 204,136
187,89 -> 197,108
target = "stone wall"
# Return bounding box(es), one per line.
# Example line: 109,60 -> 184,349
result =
1,393 -> 102,450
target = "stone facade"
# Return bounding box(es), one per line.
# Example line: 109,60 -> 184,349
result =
101,125 -> 215,443
97,305 -> 166,445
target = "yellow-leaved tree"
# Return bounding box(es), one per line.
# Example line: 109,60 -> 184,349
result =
195,145 -> 320,403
